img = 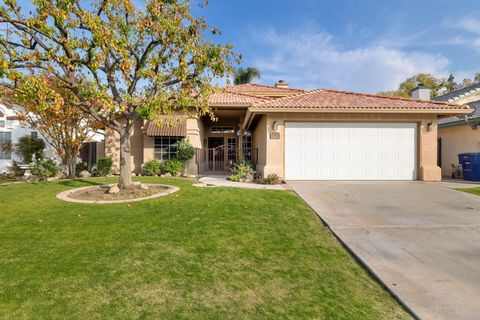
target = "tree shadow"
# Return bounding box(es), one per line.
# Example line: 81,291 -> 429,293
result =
57,179 -> 104,187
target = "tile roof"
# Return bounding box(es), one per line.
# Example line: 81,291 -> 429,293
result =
434,83 -> 480,102
145,116 -> 187,137
438,101 -> 480,126
225,83 -> 305,95
251,89 -> 471,112
208,90 -> 269,105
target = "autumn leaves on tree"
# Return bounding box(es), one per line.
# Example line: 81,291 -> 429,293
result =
0,0 -> 237,186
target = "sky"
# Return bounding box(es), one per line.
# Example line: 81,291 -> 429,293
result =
194,0 -> 480,93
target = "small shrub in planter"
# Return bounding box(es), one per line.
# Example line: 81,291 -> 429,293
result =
143,159 -> 162,176
229,163 -> 255,183
256,173 -> 281,185
32,159 -> 59,178
15,135 -> 45,163
96,157 -> 113,176
161,158 -> 184,176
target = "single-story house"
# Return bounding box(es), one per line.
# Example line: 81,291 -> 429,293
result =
434,83 -> 480,177
105,82 -> 470,181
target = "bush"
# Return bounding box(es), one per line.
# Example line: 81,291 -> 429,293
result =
143,159 -> 162,176
76,162 -> 89,175
229,163 -> 255,182
256,173 -> 281,185
161,158 -> 184,176
176,139 -> 195,161
32,159 -> 59,178
15,135 -> 45,163
96,157 -> 113,176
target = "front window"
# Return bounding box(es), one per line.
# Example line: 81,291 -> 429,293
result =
211,126 -> 234,134
0,132 -> 12,160
154,136 -> 183,161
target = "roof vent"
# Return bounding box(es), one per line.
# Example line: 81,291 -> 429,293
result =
275,80 -> 289,89
411,82 -> 431,100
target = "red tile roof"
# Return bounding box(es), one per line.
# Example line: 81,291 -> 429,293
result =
251,89 -> 471,112
225,83 -> 305,95
208,90 -> 269,105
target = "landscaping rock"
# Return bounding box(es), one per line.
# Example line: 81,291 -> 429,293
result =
108,185 -> 120,194
140,183 -> 149,190
132,181 -> 141,186
163,173 -> 172,177
79,170 -> 91,178
245,173 -> 254,183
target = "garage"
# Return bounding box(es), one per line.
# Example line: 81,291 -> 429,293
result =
285,122 -> 417,180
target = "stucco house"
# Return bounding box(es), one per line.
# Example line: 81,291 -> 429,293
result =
105,82 -> 470,181
0,102 -> 57,173
434,83 -> 480,177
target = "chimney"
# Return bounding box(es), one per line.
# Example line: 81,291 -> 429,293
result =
275,80 -> 289,89
411,83 -> 431,100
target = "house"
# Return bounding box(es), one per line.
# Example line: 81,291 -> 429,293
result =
434,83 -> 480,177
105,82 -> 470,181
0,102 -> 57,173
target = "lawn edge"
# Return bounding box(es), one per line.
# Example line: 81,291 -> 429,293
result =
290,187 -> 420,320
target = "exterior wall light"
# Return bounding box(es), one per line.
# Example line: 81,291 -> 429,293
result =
427,122 -> 433,132
272,121 -> 278,132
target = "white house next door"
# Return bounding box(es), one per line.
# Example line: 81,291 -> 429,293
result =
285,122 -> 417,180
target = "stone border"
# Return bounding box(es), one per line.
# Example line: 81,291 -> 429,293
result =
56,184 -> 179,204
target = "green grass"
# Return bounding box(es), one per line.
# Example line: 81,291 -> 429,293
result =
458,187 -> 480,196
0,177 -> 411,319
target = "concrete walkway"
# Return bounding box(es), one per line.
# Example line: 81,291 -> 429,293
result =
194,175 -> 285,190
289,181 -> 480,320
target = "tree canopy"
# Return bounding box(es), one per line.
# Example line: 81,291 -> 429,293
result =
233,67 -> 260,85
0,0 -> 238,186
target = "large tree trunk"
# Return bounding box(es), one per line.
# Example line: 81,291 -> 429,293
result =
119,127 -> 133,188
66,155 -> 76,179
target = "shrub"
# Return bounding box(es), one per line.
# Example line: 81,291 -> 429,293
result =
229,163 -> 255,182
161,158 -> 184,176
143,159 -> 162,176
96,157 -> 113,176
76,162 -> 89,175
32,159 -> 59,178
176,139 -> 195,161
256,173 -> 281,185
15,135 -> 45,163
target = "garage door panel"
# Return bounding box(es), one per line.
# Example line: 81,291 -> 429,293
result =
285,122 -> 417,180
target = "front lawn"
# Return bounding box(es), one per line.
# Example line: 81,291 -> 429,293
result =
458,187 -> 480,196
0,177 -> 411,319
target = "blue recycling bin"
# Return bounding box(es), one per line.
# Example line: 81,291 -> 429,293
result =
458,153 -> 480,181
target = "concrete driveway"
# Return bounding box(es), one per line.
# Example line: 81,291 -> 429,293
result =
289,181 -> 480,320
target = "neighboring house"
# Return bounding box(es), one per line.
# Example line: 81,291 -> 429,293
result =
0,102 -> 57,173
434,83 -> 480,177
105,82 -> 470,181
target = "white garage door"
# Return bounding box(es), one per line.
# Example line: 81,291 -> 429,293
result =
285,123 -> 417,180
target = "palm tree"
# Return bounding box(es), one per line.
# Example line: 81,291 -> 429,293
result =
233,67 -> 261,85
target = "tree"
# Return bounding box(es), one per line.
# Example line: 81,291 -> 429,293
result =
234,67 -> 260,85
379,73 -> 444,98
6,76 -> 96,178
0,0 -> 237,187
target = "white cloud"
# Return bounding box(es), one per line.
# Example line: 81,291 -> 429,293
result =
458,17 -> 480,35
251,26 -> 450,93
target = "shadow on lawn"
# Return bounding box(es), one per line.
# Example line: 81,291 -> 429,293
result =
57,179 -> 104,187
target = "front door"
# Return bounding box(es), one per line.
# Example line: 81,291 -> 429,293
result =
207,137 -> 226,172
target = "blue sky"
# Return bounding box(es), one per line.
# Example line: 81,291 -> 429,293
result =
196,0 -> 480,93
